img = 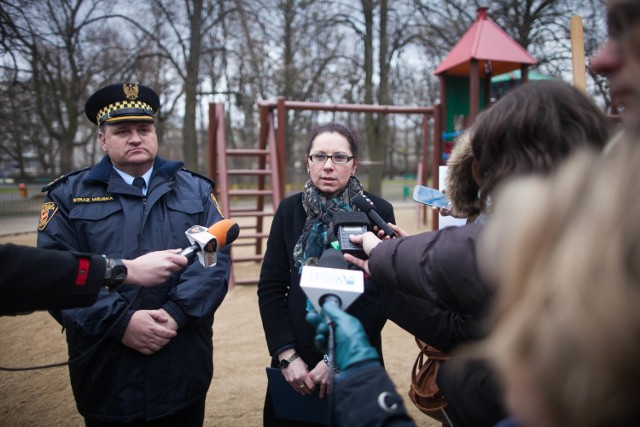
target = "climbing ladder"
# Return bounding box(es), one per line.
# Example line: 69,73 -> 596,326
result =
208,103 -> 283,286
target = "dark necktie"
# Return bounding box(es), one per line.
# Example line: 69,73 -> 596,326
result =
132,177 -> 146,194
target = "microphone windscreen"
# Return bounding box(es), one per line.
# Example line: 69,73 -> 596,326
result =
332,211 -> 370,234
318,248 -> 349,270
352,193 -> 374,213
206,219 -> 240,248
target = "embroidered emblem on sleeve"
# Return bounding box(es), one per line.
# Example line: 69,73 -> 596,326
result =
38,202 -> 58,231
210,192 -> 224,218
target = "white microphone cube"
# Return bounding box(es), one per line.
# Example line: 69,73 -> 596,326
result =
184,225 -> 218,267
300,265 -> 364,312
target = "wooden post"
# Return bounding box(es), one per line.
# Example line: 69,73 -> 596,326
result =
469,59 -> 479,123
570,15 -> 587,93
208,103 -> 216,182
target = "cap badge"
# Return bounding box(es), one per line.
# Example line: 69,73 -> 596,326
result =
123,83 -> 139,100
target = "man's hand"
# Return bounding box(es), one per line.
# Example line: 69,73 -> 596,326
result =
122,310 -> 177,355
123,250 -> 188,286
158,308 -> 178,331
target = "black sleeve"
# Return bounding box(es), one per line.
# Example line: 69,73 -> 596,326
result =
336,363 -> 416,427
437,356 -> 507,427
0,243 -> 105,315
378,289 -> 480,353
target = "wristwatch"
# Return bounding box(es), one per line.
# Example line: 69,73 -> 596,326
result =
103,256 -> 128,291
278,352 -> 300,369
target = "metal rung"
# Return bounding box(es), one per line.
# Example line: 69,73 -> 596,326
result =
229,210 -> 274,217
237,232 -> 269,239
233,242 -> 262,247
226,149 -> 269,156
229,189 -> 273,196
228,169 -> 272,175
233,255 -> 265,262
233,277 -> 260,285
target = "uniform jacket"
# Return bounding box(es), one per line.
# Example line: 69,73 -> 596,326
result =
37,155 -> 230,422
258,191 -> 394,369
372,223 -> 489,352
0,243 -> 106,315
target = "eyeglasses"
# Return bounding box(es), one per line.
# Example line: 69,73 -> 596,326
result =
308,153 -> 355,164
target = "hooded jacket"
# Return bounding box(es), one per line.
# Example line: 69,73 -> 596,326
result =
373,224 -> 489,352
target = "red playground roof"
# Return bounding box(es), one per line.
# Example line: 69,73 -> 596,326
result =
434,8 -> 536,76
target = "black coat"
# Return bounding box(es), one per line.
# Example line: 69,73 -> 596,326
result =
335,363 -> 415,427
0,243 -> 106,316
258,191 -> 395,368
371,223 -> 489,351
369,224 -> 506,426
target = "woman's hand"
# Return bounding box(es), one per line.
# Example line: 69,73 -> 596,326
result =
278,350 -> 314,395
308,359 -> 331,398
343,231 -> 381,275
350,231 -> 382,255
387,223 -> 409,237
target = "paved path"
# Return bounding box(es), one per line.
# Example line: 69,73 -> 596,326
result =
0,214 -> 40,236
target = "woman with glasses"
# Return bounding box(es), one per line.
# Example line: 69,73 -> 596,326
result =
258,122 -> 395,426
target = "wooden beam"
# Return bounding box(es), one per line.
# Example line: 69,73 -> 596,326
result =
571,15 -> 587,93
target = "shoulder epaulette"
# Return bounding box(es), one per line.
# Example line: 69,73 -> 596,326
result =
41,167 -> 91,192
180,168 -> 215,186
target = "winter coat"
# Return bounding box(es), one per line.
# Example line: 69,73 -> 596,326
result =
258,191 -> 394,368
370,224 -> 507,426
0,244 -> 106,315
37,155 -> 230,422
373,223 -> 490,351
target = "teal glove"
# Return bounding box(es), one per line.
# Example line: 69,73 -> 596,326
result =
306,301 -> 379,371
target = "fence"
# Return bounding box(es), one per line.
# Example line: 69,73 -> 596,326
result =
0,184 -> 46,215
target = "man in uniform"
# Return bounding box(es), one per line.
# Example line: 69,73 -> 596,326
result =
37,83 -> 230,426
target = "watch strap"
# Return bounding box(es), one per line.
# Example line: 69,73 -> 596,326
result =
103,257 -> 127,291
278,352 -> 300,369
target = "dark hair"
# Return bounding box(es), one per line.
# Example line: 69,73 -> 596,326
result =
471,79 -> 610,211
307,123 -> 359,157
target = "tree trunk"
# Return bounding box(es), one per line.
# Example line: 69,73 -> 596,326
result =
182,0 -> 204,171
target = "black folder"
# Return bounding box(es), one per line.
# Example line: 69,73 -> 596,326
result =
266,367 -> 339,425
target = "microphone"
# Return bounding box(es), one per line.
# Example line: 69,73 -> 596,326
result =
300,248 -> 364,312
352,193 -> 396,238
332,211 -> 370,259
179,219 -> 240,267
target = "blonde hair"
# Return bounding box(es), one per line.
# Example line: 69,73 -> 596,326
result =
477,140 -> 640,427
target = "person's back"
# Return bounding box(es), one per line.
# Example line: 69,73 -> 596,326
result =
477,138 -> 640,427
365,79 -> 612,427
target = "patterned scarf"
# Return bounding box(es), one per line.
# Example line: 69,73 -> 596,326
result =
293,176 -> 364,272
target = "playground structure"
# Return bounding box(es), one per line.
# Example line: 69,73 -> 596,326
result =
208,7 -> 539,286
209,98 -> 442,286
434,6 -> 536,156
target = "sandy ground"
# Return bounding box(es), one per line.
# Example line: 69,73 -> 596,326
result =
0,206 -> 440,426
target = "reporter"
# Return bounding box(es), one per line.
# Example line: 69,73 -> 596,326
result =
0,243 -> 187,316
344,80 -> 610,426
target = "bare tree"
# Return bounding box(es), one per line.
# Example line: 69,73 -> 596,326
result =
1,0 -> 152,174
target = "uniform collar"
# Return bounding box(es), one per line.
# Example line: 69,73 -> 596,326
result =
85,155 -> 183,184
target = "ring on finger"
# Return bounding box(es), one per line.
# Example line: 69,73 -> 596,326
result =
298,384 -> 306,388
